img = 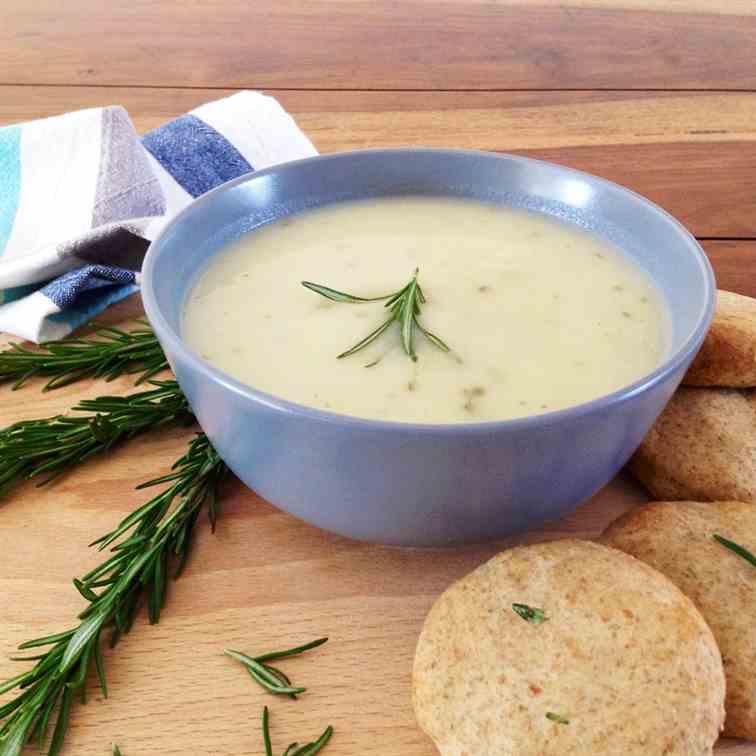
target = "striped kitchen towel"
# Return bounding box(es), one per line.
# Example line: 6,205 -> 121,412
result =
0,92 -> 317,342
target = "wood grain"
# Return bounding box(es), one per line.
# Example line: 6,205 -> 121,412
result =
1,87 -> 755,238
3,1 -> 756,90
3,1 -> 756,751
705,241 -> 756,298
4,88 -> 756,148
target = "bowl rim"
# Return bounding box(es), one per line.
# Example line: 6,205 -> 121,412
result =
141,147 -> 716,435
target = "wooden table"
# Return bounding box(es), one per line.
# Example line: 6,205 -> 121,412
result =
1,2 -> 755,754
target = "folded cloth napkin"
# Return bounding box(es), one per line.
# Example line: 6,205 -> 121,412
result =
0,92 -> 317,342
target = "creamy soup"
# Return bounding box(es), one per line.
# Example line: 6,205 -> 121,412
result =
183,197 -> 670,424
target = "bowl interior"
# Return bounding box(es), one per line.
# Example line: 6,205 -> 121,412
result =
145,149 -> 714,392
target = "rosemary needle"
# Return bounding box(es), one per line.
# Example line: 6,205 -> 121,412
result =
261,706 -> 333,756
713,534 -> 756,567
0,433 -> 227,756
225,638 -> 328,699
302,268 -> 450,361
113,746 -> 123,756
253,638 -> 329,664
263,707 -> 273,756
0,321 -> 167,391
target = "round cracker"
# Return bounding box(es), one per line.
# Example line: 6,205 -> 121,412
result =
629,387 -> 756,503
602,501 -> 756,740
412,539 -> 724,755
684,290 -> 756,388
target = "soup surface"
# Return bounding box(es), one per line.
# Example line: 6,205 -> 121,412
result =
183,197 -> 670,423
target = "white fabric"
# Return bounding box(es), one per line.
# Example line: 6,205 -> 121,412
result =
4,109 -> 103,260
192,92 -> 317,172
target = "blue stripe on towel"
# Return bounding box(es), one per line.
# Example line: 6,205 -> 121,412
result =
0,125 -> 22,257
47,283 -> 140,330
40,265 -> 137,309
142,114 -> 253,198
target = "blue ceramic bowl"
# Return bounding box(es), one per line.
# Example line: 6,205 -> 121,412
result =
142,149 -> 715,546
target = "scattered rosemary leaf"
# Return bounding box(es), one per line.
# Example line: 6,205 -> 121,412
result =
546,712 -> 569,725
225,638 -> 328,699
113,745 -> 123,756
713,534 -> 756,567
254,637 -> 328,663
302,269 -> 450,362
512,603 -> 548,624
261,706 -> 333,756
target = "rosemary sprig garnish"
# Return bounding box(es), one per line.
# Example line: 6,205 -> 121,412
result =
713,534 -> 756,567
512,604 -> 548,624
0,433 -> 227,756
302,268 -> 450,361
0,321 -> 167,391
0,380 -> 192,499
225,638 -> 328,699
546,712 -> 569,725
261,706 -> 333,756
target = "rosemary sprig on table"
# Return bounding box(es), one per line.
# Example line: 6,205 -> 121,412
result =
0,380 -> 191,500
0,322 -> 167,391
261,706 -> 333,756
225,638 -> 328,699
713,534 -> 756,567
302,268 -> 450,361
0,433 -> 227,756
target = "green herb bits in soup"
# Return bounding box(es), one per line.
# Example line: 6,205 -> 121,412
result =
183,197 -> 670,424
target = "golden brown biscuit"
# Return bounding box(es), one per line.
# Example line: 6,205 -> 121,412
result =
412,539 -> 724,756
602,500 -> 756,739
629,387 -> 756,502
685,290 -> 756,387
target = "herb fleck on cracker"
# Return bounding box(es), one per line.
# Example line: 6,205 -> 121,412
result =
512,603 -> 548,624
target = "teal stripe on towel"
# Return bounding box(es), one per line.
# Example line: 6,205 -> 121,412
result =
0,125 -> 22,257
47,283 -> 140,329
